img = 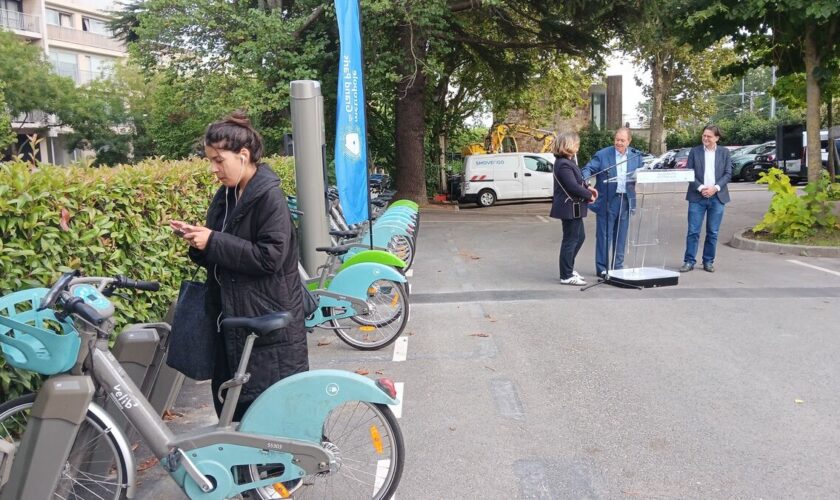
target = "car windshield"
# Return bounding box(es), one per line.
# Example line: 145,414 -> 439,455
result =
675,149 -> 690,158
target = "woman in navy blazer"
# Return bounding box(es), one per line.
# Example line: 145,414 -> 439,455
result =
550,132 -> 598,285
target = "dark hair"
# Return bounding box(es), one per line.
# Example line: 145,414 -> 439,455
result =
703,124 -> 722,138
204,110 -> 264,162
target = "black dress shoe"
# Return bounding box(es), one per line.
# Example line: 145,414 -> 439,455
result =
703,263 -> 715,273
679,263 -> 694,272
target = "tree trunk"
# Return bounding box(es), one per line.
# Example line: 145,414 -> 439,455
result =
393,23 -> 428,204
648,56 -> 667,155
803,26 -> 822,184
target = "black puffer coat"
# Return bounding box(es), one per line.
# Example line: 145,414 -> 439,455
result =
189,164 -> 308,405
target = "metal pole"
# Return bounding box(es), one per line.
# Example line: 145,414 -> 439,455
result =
770,66 -> 777,119
290,80 -> 331,275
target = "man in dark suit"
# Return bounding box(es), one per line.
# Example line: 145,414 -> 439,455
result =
581,128 -> 644,277
680,124 -> 733,273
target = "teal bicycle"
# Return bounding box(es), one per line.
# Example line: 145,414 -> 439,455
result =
0,271 -> 404,499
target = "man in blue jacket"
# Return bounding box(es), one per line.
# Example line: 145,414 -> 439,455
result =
581,128 -> 644,277
680,124 -> 732,273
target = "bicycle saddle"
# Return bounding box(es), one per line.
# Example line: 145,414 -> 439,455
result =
329,229 -> 359,239
315,244 -> 353,256
220,312 -> 291,335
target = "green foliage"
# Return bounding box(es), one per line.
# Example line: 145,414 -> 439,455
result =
0,156 -> 295,399
667,110 -> 806,148
577,125 -> 615,167
753,168 -> 838,240
0,83 -> 14,152
0,30 -> 75,118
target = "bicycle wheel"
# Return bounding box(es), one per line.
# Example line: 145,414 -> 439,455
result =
245,402 -> 404,500
330,281 -> 409,350
0,394 -> 129,500
387,234 -> 415,271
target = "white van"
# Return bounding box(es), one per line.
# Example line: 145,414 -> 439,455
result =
460,152 -> 555,207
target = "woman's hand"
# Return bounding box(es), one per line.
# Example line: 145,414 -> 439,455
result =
587,186 -> 598,203
184,226 -> 212,251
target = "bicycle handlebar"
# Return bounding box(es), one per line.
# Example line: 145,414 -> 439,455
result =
62,296 -> 106,325
114,275 -> 160,292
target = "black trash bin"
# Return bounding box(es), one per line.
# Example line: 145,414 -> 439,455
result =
447,174 -> 463,202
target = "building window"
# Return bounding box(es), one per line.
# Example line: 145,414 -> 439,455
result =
86,54 -> 115,80
1,0 -> 23,30
82,16 -> 110,36
46,9 -> 73,27
50,50 -> 79,82
591,92 -> 606,130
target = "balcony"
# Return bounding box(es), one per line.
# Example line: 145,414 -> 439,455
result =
0,9 -> 41,35
12,110 -> 53,127
47,24 -> 124,53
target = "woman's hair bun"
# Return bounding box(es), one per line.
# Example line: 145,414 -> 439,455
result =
225,110 -> 252,128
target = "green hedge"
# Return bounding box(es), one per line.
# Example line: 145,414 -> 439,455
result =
0,156 -> 296,400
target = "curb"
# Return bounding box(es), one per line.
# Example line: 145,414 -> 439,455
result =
729,227 -> 840,258
419,202 -> 459,212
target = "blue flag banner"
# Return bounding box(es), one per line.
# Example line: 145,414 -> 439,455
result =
334,0 -> 369,225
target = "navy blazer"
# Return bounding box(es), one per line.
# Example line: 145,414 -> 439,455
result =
550,156 -> 593,220
685,145 -> 732,203
580,146 -> 642,215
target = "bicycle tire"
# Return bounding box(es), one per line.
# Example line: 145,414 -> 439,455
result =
330,281 -> 409,350
0,394 -> 129,500
245,402 -> 404,500
387,234 -> 415,271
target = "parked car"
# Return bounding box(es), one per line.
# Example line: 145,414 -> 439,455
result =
651,149 -> 677,169
753,136 -> 840,183
671,148 -> 691,169
731,142 -> 775,181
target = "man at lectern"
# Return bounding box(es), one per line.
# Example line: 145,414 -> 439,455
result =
679,124 -> 733,273
581,128 -> 644,277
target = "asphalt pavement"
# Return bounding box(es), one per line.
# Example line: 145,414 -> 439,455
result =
136,182 -> 840,499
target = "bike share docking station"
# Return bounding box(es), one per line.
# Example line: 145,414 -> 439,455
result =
584,169 -> 694,290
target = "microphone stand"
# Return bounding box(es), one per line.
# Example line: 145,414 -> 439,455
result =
580,150 -> 646,292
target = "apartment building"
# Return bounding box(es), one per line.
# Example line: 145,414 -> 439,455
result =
1,0 -> 126,164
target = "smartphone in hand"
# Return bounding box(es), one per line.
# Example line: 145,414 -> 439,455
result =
169,220 -> 190,238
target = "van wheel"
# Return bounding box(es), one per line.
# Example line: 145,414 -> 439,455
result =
742,164 -> 762,182
477,189 -> 496,207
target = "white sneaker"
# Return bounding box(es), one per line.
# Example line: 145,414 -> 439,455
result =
572,270 -> 583,279
559,275 -> 587,286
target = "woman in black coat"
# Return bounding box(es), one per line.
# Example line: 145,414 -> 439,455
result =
549,132 -> 598,286
171,112 -> 308,421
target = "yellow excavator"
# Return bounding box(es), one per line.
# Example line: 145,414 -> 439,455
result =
462,123 -> 557,156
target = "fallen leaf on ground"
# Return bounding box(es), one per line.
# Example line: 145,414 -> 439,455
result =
131,441 -> 140,451
375,370 -> 384,375
162,410 -> 183,421
137,457 -> 159,471
449,426 -> 456,431
795,399 -> 804,404
355,368 -> 370,375
484,366 -> 496,372
458,250 -> 480,260
317,340 -> 332,346
469,333 -> 490,337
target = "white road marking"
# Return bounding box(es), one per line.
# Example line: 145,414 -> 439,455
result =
537,215 -> 550,223
787,259 -> 840,278
404,269 -> 414,278
374,459 -> 391,498
392,337 -> 408,362
390,382 -> 404,418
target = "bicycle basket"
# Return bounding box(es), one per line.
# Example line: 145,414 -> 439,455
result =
0,288 -> 81,375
